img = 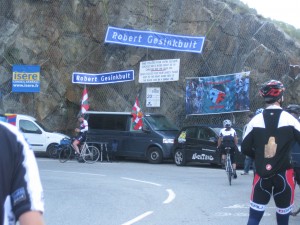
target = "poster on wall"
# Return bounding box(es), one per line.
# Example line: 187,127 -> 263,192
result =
186,71 -> 250,115
146,87 -> 161,107
139,59 -> 180,83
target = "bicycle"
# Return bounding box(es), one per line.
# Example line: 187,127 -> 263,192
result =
224,147 -> 234,186
58,137 -> 100,164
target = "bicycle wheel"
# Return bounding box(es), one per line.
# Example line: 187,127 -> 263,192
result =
82,145 -> 100,163
59,145 -> 72,163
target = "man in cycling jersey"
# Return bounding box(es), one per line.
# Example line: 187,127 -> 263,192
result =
0,121 -> 45,225
242,80 -> 300,225
217,119 -> 239,179
72,114 -> 88,156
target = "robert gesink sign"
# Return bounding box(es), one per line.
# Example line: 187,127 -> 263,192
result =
105,26 -> 205,53
72,70 -> 134,85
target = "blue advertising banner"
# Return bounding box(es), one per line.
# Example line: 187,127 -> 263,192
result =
12,65 -> 40,93
72,70 -> 134,85
105,26 -> 205,53
186,72 -> 250,115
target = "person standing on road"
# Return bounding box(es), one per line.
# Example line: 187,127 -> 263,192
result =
241,80 -> 300,225
72,114 -> 88,156
0,121 -> 45,225
241,111 -> 255,176
285,104 -> 300,217
241,108 -> 264,176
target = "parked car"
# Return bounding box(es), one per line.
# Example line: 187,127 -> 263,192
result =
172,124 -> 245,167
1,113 -> 69,157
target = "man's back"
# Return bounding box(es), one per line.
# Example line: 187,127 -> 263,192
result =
220,128 -> 237,148
242,105 -> 300,178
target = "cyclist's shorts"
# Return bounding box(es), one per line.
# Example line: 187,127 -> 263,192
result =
220,146 -> 236,155
221,147 -> 236,164
250,169 -> 295,214
75,133 -> 87,143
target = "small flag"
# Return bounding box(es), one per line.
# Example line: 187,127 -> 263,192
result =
131,97 -> 143,130
81,86 -> 89,114
5,114 -> 17,126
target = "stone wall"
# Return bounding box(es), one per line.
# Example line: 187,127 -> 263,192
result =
0,0 -> 300,132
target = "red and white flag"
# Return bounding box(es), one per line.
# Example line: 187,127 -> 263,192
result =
131,97 -> 143,130
81,86 -> 89,114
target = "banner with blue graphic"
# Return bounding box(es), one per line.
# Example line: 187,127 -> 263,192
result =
105,26 -> 205,53
186,72 -> 250,115
72,70 -> 134,85
12,65 -> 40,93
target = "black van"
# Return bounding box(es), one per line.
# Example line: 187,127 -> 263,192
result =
85,111 -> 179,164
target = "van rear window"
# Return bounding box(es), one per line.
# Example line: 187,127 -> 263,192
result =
88,114 -> 128,131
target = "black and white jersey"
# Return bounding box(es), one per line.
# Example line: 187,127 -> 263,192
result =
0,122 -> 44,225
79,119 -> 88,134
242,105 -> 300,178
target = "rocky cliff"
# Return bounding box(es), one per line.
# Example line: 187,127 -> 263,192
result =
0,0 -> 300,133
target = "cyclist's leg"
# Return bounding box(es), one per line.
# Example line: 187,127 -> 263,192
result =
291,167 -> 300,216
247,174 -> 272,225
273,169 -> 295,225
72,137 -> 81,155
220,147 -> 226,167
221,154 -> 226,163
230,151 -> 237,178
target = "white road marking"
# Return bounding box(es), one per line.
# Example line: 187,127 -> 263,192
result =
163,189 -> 175,204
40,169 -> 106,176
121,177 -> 161,186
224,204 -> 276,209
215,212 -> 271,217
224,204 -> 248,209
121,211 -> 153,225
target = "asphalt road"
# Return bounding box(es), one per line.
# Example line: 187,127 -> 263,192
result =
37,158 -> 300,225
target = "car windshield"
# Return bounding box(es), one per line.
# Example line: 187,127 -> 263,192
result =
35,120 -> 53,132
145,115 -> 178,131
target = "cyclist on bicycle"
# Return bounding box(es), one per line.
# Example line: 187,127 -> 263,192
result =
217,119 -> 239,179
72,114 -> 88,156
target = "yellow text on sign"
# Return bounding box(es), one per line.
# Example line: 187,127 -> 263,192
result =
13,73 -> 40,81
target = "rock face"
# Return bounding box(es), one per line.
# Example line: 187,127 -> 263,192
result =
0,0 -> 300,133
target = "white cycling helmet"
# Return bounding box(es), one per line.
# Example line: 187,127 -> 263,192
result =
223,119 -> 232,128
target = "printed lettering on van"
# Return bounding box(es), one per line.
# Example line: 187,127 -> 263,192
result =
192,153 -> 214,161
